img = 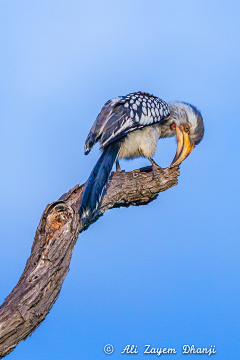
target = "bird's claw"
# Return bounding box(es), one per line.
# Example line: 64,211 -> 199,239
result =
148,158 -> 161,179
151,164 -> 161,180
116,159 -> 122,172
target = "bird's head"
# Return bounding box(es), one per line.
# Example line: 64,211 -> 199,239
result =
167,102 -> 204,167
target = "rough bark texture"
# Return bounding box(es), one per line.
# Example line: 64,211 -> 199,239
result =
0,166 -> 179,358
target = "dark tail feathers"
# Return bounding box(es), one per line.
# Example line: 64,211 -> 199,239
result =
79,143 -> 120,220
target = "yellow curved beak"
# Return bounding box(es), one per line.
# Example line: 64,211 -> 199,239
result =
170,126 -> 194,167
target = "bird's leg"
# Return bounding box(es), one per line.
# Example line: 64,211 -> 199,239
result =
116,159 -> 122,172
148,157 -> 161,178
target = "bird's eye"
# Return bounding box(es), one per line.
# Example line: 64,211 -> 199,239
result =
184,124 -> 190,132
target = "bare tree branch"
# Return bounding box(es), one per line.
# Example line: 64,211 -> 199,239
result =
0,166 -> 179,358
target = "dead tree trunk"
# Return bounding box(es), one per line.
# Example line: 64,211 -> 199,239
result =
0,166 -> 179,358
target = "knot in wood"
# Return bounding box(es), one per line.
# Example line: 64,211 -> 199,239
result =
45,204 -> 73,242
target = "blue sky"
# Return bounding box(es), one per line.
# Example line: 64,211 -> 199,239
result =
0,1 -> 240,359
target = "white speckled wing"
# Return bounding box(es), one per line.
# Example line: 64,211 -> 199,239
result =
84,92 -> 170,153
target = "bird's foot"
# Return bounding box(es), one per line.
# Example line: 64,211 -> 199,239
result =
148,158 -> 161,179
151,165 -> 161,179
116,159 -> 122,172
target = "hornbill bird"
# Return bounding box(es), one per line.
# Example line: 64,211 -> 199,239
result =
80,91 -> 204,220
